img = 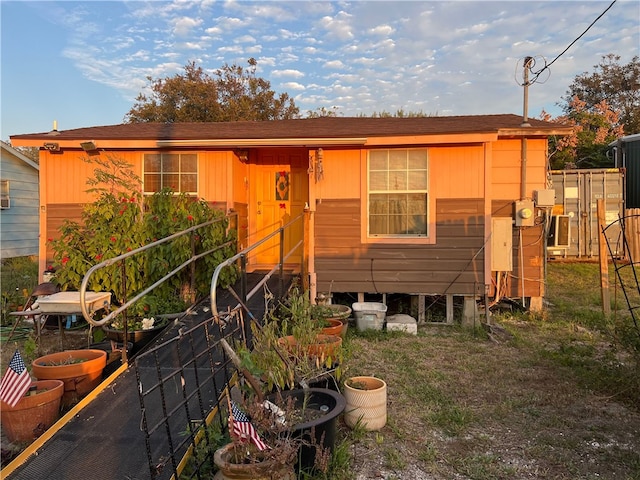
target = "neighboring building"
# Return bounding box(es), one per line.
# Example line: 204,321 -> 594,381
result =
609,133 -> 640,209
10,115 -> 571,318
0,141 -> 40,259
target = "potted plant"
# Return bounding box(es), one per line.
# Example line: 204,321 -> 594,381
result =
215,340 -> 346,477
343,375 -> 387,431
31,349 -> 107,408
310,303 -> 352,338
248,287 -> 345,392
101,291 -> 188,353
0,379 -> 64,443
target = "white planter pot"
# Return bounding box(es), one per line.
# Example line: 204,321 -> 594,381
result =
343,376 -> 387,431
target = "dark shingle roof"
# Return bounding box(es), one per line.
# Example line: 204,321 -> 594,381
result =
11,115 -> 569,141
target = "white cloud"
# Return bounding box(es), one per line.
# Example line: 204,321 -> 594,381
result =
272,69 -> 305,79
282,82 -> 305,91
4,0 -> 638,136
324,60 -> 345,69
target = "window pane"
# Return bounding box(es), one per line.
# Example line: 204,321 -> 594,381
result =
370,171 -> 387,191
144,174 -> 161,192
388,171 -> 406,191
370,194 -> 388,214
407,213 -> 427,235
408,150 -> 427,169
407,193 -> 426,214
181,174 -> 197,192
181,154 -> 197,172
145,154 -> 161,172
408,170 -> 428,190
369,215 -> 387,235
164,173 -> 180,190
369,150 -> 388,170
389,150 -> 407,170
164,154 -> 180,173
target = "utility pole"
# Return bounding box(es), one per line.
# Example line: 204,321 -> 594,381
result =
521,56 -> 533,127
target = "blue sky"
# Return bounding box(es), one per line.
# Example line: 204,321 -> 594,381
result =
1,0 -> 638,140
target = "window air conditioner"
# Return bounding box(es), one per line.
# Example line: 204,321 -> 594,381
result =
547,215 -> 570,248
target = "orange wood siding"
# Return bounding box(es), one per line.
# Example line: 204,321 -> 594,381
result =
44,203 -> 84,265
319,149 -> 361,199
198,151 -> 231,205
492,138 -> 549,199
429,145 -> 484,199
314,198 -> 485,295
317,145 -> 485,202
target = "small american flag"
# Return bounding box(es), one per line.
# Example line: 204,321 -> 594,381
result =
230,401 -> 268,451
0,350 -> 31,407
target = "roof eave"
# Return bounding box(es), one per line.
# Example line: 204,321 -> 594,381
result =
156,137 -> 368,148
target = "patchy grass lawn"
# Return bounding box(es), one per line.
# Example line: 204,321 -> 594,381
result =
332,262 -> 640,480
2,260 -> 639,479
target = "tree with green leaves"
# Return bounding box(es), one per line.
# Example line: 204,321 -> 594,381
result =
125,58 -> 299,123
561,54 -> 639,135
542,96 -> 624,170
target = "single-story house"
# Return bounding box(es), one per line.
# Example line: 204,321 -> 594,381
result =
0,141 -> 40,259
10,115 -> 572,320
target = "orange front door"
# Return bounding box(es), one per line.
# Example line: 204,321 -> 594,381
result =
249,149 -> 308,267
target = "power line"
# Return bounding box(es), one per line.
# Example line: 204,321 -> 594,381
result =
531,0 -> 617,80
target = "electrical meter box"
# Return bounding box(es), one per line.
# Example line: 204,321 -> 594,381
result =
514,199 -> 535,227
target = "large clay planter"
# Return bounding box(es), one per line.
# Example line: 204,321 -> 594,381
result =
32,349 -> 107,407
319,318 -> 344,337
278,334 -> 342,359
325,304 -> 351,320
213,442 -> 295,480
0,379 -> 64,443
343,376 -> 387,431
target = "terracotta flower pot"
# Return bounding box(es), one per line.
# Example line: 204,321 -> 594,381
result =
0,379 -> 64,443
32,349 -> 107,407
213,442 -> 295,480
319,318 -> 343,337
277,334 -> 342,359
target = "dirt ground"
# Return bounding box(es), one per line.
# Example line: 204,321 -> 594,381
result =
345,321 -> 640,480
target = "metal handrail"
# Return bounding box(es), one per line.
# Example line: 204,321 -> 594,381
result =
79,214 -> 237,327
210,212 -> 304,316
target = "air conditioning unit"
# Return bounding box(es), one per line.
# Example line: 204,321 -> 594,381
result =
547,215 -> 570,248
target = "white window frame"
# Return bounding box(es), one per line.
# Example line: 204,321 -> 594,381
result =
365,148 -> 432,244
143,153 -> 198,194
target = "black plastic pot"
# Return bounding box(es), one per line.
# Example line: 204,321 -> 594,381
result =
269,387 -> 346,473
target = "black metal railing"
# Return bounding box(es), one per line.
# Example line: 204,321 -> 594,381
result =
133,307 -> 247,479
133,212 -> 305,478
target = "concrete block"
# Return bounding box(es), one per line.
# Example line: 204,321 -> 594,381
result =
385,314 -> 417,335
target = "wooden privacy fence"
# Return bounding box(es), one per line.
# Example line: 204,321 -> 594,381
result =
625,209 -> 640,262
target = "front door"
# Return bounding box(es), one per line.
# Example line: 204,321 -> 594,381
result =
250,149 -> 308,268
